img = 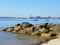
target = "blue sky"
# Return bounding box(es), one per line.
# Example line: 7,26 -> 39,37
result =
0,0 -> 60,17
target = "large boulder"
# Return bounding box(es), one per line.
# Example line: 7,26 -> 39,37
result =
21,22 -> 33,29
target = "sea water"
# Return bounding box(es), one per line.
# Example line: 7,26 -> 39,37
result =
0,18 -> 60,45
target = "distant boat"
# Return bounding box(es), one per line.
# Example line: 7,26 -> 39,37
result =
33,19 -> 38,21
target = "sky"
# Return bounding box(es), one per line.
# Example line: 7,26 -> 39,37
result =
0,0 -> 60,17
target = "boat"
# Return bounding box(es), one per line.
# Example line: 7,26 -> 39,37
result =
33,19 -> 38,21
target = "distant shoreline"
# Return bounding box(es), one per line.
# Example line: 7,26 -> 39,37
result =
0,17 -> 60,19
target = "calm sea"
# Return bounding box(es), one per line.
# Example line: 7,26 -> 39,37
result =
0,18 -> 60,45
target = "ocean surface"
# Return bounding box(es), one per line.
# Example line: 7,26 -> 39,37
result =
0,18 -> 60,45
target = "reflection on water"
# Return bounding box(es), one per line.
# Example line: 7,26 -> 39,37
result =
0,30 -> 40,45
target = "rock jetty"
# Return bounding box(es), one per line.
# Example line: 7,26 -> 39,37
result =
3,22 -> 60,44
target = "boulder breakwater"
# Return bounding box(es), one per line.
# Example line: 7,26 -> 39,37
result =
3,22 -> 60,44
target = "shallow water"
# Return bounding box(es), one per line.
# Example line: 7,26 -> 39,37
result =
0,18 -> 60,45
0,30 -> 40,45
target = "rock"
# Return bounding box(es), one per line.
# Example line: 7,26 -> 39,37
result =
25,26 -> 40,33
56,35 -> 60,38
17,30 -> 26,34
12,23 -> 23,32
3,27 -> 14,32
47,23 -> 56,27
12,26 -> 21,32
41,33 -> 51,38
39,28 -> 48,33
31,31 -> 40,35
21,22 -> 33,29
40,33 -> 58,43
50,33 -> 57,37
23,27 -> 36,34
24,27 -> 34,32
33,23 -> 55,31
17,27 -> 35,34
3,22 -> 60,37
3,27 -> 9,31
40,33 -> 51,44
50,24 -> 60,33
32,31 -> 41,36
34,24 -> 45,29
15,23 -> 20,27
30,26 -> 39,32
